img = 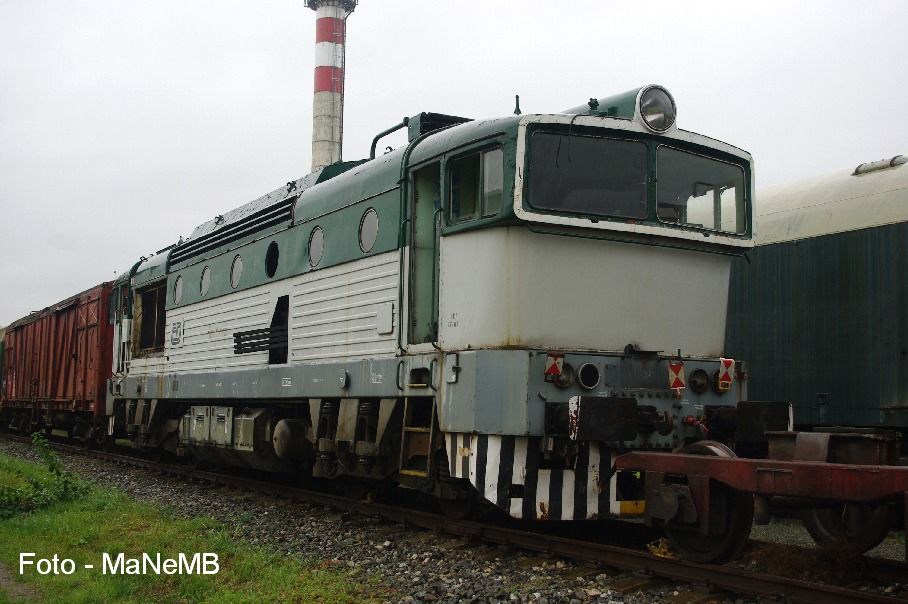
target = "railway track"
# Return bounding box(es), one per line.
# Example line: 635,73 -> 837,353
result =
3,433 -> 906,604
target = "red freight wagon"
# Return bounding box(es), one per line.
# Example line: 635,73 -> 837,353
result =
1,282 -> 113,439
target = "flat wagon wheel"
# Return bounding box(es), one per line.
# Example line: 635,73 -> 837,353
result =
802,503 -> 892,553
663,440 -> 754,564
19,414 -> 34,436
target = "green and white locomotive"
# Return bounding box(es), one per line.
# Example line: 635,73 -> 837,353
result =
106,85 -> 761,558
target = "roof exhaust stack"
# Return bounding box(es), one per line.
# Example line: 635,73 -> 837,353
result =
305,0 -> 357,172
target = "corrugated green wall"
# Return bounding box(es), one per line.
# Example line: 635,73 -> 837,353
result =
726,222 -> 908,429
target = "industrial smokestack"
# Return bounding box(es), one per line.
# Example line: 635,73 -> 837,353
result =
306,0 -> 357,171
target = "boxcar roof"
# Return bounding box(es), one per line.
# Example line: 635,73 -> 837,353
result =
755,157 -> 908,245
6,282 -> 111,329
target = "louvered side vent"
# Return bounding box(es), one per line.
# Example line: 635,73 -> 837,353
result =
170,196 -> 297,267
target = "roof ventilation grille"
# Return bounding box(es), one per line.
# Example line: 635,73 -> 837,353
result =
170,195 -> 297,267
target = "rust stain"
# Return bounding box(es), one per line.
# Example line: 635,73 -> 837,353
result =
568,399 -> 580,440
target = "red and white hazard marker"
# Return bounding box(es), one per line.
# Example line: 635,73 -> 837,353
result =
668,360 -> 686,390
544,353 -> 564,381
717,357 -> 735,391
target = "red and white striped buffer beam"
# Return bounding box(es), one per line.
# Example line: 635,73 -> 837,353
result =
307,1 -> 356,171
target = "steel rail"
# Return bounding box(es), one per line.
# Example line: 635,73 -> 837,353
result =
2,434 -> 905,604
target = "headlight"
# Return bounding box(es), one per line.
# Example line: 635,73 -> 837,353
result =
639,86 -> 676,132
689,369 -> 709,394
577,363 -> 600,390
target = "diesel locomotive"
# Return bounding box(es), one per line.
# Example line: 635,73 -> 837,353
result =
4,85 -> 808,563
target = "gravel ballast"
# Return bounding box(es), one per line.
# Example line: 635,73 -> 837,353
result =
3,438 -> 899,603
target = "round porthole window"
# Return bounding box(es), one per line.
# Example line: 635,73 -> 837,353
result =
173,275 -> 183,305
359,208 -> 379,253
265,241 -> 279,278
308,226 -> 324,267
200,266 -> 211,296
230,255 -> 243,289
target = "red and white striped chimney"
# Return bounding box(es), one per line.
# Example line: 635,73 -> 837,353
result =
306,0 -> 357,171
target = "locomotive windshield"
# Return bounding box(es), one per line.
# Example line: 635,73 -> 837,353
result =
527,133 -> 648,219
525,130 -> 748,236
656,147 -> 746,235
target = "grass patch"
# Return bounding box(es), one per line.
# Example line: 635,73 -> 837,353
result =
0,448 -> 387,603
0,464 -> 29,489
0,435 -> 87,519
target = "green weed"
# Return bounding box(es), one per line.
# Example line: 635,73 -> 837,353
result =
0,434 -> 87,519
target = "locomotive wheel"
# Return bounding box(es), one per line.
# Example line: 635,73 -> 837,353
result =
663,441 -> 754,564
802,503 -> 892,553
339,478 -> 373,501
435,449 -> 482,519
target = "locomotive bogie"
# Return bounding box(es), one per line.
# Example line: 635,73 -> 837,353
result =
178,406 -> 310,472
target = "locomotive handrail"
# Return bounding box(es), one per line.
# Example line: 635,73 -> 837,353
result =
428,357 -> 438,391
370,117 -> 408,160
395,217 -> 411,355
430,208 -> 443,349
395,360 -> 404,391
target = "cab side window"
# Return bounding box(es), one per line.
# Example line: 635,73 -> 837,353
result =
135,282 -> 167,353
449,147 -> 504,223
482,148 -> 503,216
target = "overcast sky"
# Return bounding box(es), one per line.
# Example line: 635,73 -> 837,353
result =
1,0 -> 905,326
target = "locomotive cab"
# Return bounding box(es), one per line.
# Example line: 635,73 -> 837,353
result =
432,86 -> 757,439
419,86 -> 770,562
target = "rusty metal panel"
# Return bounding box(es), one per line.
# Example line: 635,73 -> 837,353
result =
617,451 -> 908,502
766,430 -> 897,465
0,329 -> 5,397
1,283 -> 113,417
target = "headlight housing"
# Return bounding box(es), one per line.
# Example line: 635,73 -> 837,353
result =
639,86 -> 676,132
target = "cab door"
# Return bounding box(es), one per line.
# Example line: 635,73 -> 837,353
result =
407,162 -> 441,345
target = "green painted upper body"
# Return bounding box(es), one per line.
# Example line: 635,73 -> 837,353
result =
112,86 -> 753,315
